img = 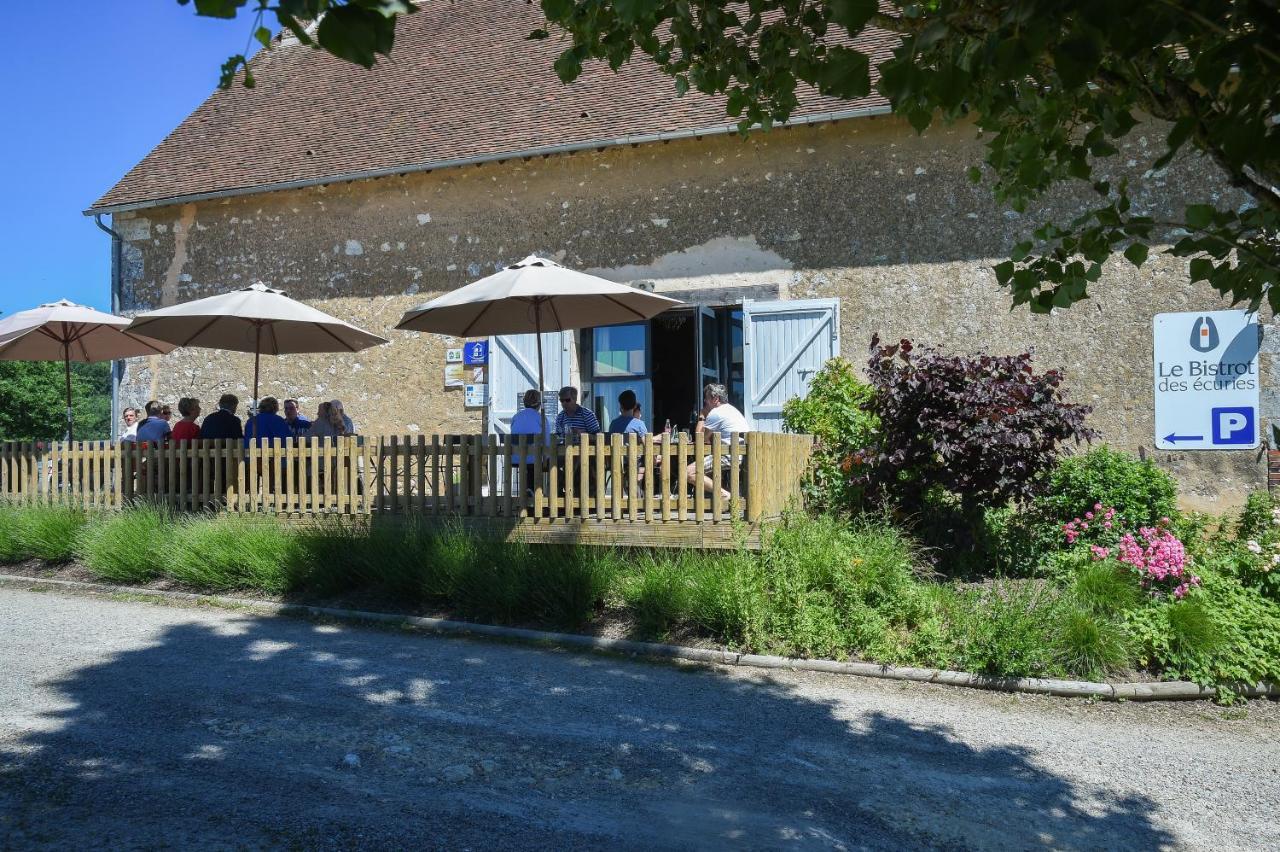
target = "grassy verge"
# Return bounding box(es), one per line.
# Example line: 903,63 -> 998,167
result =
1,500 -> 1277,698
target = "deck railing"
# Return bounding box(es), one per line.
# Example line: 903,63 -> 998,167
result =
0,433 -> 812,526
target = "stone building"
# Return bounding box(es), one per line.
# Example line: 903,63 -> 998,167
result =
87,1 -> 1265,509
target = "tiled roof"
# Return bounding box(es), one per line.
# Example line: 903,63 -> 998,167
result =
89,1 -> 894,212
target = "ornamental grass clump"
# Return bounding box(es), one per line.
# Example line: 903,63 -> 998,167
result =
0,503 -> 23,563
11,505 -> 87,563
76,502 -> 173,583
168,514 -> 306,595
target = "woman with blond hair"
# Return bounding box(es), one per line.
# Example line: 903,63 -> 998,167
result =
306,400 -> 355,438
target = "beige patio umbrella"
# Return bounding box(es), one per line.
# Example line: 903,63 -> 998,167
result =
0,299 -> 176,440
396,255 -> 681,429
125,282 -> 388,411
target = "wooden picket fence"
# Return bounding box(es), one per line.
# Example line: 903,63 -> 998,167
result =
0,433 -> 812,529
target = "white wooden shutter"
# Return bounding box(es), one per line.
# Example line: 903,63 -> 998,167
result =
742,298 -> 839,432
487,331 -> 572,435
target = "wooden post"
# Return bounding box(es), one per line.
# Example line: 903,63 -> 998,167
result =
502,435 -> 515,517
532,438 -> 545,519
419,434 -> 430,506
547,440 -> 559,519
710,433 -> 723,521
729,433 -> 742,519
458,436 -> 471,516
694,431 -> 706,521
746,432 -> 762,522
626,435 -> 638,523
430,435 -> 441,514
581,433 -> 592,519
609,433 -> 623,522
643,435 -> 655,523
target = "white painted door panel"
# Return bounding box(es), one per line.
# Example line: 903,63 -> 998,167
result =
487,332 -> 571,435
742,299 -> 839,432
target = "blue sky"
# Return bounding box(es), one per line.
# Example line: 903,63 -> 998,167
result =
0,5 -> 263,318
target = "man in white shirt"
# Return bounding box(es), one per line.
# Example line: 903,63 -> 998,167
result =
688,382 -> 750,501
509,389 -> 551,494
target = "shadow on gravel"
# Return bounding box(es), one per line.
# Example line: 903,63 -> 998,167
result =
0,605 -> 1175,849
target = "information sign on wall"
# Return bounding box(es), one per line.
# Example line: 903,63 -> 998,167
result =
464,340 -> 489,366
464,383 -> 488,407
1153,310 -> 1260,450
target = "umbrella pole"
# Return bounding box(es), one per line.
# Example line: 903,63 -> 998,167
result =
535,301 -> 547,436
63,344 -> 73,443
252,324 -> 262,416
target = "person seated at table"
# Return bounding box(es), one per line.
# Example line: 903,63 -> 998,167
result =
307,399 -> 354,438
510,389 -> 552,495
171,397 -> 202,443
686,382 -> 749,502
554,386 -> 600,438
135,399 -> 161,432
199,394 -> 244,441
118,407 -> 140,443
283,398 -> 311,439
608,389 -> 649,437
244,396 -> 293,446
135,400 -> 173,445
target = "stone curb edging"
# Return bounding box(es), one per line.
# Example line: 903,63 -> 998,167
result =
3,573 -> 1276,703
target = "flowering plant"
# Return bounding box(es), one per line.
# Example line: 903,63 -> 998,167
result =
1066,503 -> 1200,599
1236,503 -> 1280,601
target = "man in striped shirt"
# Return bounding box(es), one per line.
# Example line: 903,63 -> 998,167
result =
554,386 -> 600,437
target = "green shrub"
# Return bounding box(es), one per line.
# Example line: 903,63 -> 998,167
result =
754,512 -> 930,659
1235,489 -> 1277,541
947,581 -> 1060,677
1037,447 -> 1177,529
12,505 -> 88,563
781,358 -> 878,512
857,338 -> 1095,517
76,504 -> 173,583
168,514 -> 306,594
1051,606 -> 1133,681
1125,569 -> 1280,699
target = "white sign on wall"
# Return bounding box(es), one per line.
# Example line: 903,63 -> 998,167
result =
1153,310 -> 1260,450
464,383 -> 488,408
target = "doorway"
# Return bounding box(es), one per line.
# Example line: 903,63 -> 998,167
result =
649,310 -> 700,432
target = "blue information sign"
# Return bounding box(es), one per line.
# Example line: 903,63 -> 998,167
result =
464,340 -> 489,366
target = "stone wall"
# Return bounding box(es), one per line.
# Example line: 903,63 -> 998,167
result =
111,114 -> 1265,509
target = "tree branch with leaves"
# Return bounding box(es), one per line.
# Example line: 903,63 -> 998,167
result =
186,0 -> 1278,312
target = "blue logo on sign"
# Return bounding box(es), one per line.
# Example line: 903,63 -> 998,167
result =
464,341 -> 488,365
1189,316 -> 1219,352
1211,407 -> 1254,445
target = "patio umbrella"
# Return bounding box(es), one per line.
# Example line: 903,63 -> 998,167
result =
125,282 -> 388,411
0,299 -> 176,440
395,255 -> 681,429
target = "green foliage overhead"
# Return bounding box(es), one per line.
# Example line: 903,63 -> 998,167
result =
191,2 -> 1278,310
179,0 -> 417,88
537,1 -> 1279,312
0,361 -> 111,442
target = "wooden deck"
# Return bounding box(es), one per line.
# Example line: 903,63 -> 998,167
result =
0,433 -> 812,549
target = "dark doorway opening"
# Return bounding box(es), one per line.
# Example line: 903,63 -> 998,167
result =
650,310 -> 700,432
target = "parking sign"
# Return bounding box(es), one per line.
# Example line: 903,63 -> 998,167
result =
1153,310 -> 1260,450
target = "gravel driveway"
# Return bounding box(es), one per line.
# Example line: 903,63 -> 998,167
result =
1,586 -> 1276,850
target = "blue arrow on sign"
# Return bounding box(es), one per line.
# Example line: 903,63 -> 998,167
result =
1163,433 -> 1204,444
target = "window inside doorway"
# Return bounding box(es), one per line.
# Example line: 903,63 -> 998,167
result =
593,323 -> 647,377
